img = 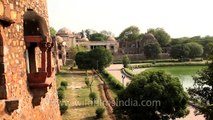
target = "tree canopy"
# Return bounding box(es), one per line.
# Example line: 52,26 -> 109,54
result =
147,28 -> 171,46
115,70 -> 189,120
118,26 -> 140,41
75,47 -> 113,70
144,43 -> 162,59
50,27 -> 57,37
188,58 -> 213,120
186,42 -> 203,58
90,33 -> 108,41
170,44 -> 190,59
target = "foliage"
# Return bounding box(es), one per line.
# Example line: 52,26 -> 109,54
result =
204,42 -> 213,57
96,107 -> 105,118
100,30 -> 114,37
76,47 -> 113,71
118,26 -> 140,41
170,44 -> 190,59
57,89 -> 65,100
89,92 -> 97,105
68,46 -> 87,60
147,28 -> 171,46
61,81 -> 68,89
101,70 -> 124,90
59,101 -> 68,115
85,77 -> 90,87
50,27 -> 57,37
85,29 -> 97,39
115,71 -> 189,120
144,43 -> 162,59
186,42 -> 203,58
188,59 -> 213,120
122,55 -> 130,68
90,33 -> 108,41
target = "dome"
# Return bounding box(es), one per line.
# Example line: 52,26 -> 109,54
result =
143,33 -> 156,40
107,36 -> 116,41
55,36 -> 64,44
57,27 -> 73,35
81,37 -> 89,42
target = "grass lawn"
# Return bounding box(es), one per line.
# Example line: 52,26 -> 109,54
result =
144,65 -> 206,76
56,67 -> 111,120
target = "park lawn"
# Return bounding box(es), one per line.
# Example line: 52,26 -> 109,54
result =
56,67 -> 111,120
144,65 -> 206,76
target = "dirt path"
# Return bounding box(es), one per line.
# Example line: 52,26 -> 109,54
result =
106,64 -> 131,86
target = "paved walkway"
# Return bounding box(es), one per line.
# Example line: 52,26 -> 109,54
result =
106,64 -> 205,120
106,64 -> 131,86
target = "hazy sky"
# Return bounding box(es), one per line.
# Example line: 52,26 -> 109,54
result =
47,0 -> 213,38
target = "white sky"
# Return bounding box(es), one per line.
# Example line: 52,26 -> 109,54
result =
47,0 -> 213,38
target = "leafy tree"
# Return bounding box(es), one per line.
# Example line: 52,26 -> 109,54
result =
100,30 -> 114,37
75,47 -> 113,71
204,42 -> 213,57
118,26 -> 140,41
170,44 -> 190,59
75,52 -> 92,70
89,92 -> 97,106
89,47 -> 113,71
122,55 -> 130,68
144,43 -> 162,59
90,33 -> 108,41
68,46 -> 87,60
50,27 -> 56,37
188,58 -> 213,120
115,71 -> 189,120
147,28 -> 171,46
85,29 -> 97,39
186,42 -> 203,58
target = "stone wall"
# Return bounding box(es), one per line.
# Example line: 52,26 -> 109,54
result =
0,0 -> 61,120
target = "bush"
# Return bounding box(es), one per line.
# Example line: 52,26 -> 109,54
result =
85,77 -> 90,87
96,107 -> 105,118
89,92 -> 97,105
61,81 -> 68,89
57,86 -> 66,91
58,89 -> 65,100
59,101 -> 68,115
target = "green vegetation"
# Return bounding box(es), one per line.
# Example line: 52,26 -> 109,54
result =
188,59 -> 213,120
96,107 -> 105,118
60,81 -> 68,89
144,42 -> 162,59
122,55 -> 130,68
90,33 -> 108,41
115,71 -> 188,120
89,92 -> 97,106
118,25 -> 140,41
50,27 -> 56,37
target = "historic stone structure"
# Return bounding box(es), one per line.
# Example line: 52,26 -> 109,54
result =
0,0 -> 61,119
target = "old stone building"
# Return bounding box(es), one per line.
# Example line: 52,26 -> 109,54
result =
0,0 -> 61,120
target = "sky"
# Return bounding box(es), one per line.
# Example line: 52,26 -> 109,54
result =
47,0 -> 213,38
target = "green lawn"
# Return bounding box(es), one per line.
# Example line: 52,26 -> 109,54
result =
56,67 -> 111,120
145,65 -> 206,76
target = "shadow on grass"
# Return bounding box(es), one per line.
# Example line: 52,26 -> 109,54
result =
80,116 -> 96,120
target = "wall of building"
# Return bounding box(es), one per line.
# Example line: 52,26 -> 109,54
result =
0,0 -> 61,119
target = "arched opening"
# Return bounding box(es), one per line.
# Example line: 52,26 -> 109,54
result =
24,9 -> 53,88
0,28 -> 7,99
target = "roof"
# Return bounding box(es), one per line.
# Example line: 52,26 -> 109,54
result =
57,27 -> 73,35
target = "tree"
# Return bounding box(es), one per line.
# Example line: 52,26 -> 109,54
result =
100,30 -> 114,37
204,42 -> 213,57
188,58 -> 213,120
85,29 -> 97,39
90,33 -> 108,41
170,44 -> 190,59
50,27 -> 56,37
147,28 -> 171,46
68,46 -> 87,60
144,43 -> 162,59
118,26 -> 140,41
115,71 -> 189,120
89,47 -> 113,71
186,42 -> 203,58
75,47 -> 113,71
122,55 -> 130,68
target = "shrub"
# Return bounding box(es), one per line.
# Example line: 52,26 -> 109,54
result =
61,81 -> 68,89
57,86 -> 66,91
96,107 -> 105,118
58,89 -> 65,100
85,77 -> 90,87
89,92 -> 97,105
59,101 -> 68,115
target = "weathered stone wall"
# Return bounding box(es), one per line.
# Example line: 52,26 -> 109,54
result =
0,0 -> 61,120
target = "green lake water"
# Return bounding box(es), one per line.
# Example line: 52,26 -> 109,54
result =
133,66 -> 207,90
